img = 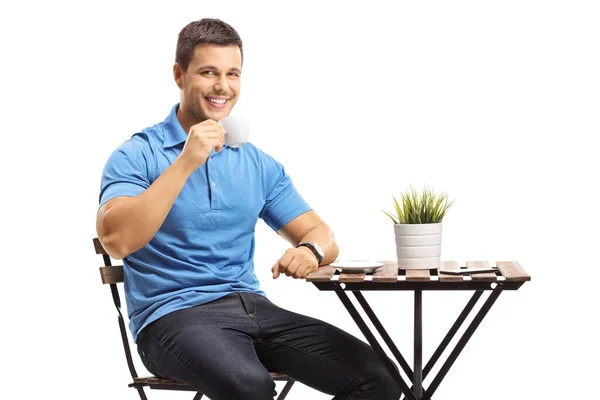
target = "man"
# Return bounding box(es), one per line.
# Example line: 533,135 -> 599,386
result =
97,18 -> 401,400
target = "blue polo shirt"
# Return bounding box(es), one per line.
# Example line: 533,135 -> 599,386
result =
99,104 -> 311,342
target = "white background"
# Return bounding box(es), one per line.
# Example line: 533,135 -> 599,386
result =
1,0 -> 598,399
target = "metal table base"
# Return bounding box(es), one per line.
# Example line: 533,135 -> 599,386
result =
332,285 -> 504,400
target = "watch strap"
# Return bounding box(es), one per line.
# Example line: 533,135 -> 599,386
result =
296,242 -> 324,265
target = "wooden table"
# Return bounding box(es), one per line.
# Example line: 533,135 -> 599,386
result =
306,261 -> 531,400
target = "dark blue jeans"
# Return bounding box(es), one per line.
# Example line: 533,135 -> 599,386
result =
137,292 -> 401,400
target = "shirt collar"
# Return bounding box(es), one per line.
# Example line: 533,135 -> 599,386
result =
162,104 -> 188,149
162,103 -> 238,152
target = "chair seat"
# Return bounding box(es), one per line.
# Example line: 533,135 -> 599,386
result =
132,372 -> 291,389
133,376 -> 190,388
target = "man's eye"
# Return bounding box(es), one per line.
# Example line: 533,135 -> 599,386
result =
202,70 -> 216,75
228,72 -> 240,77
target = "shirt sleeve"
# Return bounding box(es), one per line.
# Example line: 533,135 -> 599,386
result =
99,139 -> 150,208
258,151 -> 312,232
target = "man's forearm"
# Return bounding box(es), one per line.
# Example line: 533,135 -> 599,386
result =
97,158 -> 196,259
298,224 -> 339,266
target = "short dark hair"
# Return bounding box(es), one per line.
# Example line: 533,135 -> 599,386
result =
176,18 -> 243,71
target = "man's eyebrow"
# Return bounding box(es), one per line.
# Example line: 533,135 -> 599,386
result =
197,65 -> 241,73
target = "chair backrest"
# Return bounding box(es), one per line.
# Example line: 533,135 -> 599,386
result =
94,238 -> 125,284
93,238 -> 139,379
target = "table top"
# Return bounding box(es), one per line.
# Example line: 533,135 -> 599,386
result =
306,261 -> 531,291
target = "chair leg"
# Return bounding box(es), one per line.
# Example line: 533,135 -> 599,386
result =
276,380 -> 295,400
192,393 -> 204,400
135,386 -> 149,400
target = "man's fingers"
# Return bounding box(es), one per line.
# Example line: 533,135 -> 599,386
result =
302,263 -> 318,279
284,256 -> 299,277
275,251 -> 296,278
273,251 -> 293,279
287,255 -> 309,278
207,119 -> 226,139
293,263 -> 310,279
272,261 -> 280,279
298,264 -> 311,279
199,119 -> 222,128
189,125 -> 225,142
296,259 -> 318,279
273,249 -> 320,280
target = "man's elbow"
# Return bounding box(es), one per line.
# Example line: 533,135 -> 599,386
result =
97,219 -> 131,260
98,233 -> 130,260
97,199 -> 134,259
331,241 -> 340,257
329,240 -> 340,260
326,228 -> 340,259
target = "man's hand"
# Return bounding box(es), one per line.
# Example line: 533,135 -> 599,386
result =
272,247 -> 319,279
178,120 -> 225,171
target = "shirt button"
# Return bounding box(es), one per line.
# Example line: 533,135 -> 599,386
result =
211,182 -> 216,187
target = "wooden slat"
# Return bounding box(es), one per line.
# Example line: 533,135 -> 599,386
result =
339,272 -> 366,283
99,265 -> 124,284
438,261 -> 464,282
134,377 -> 189,387
134,372 -> 289,387
93,238 -> 106,255
373,261 -> 399,283
466,261 -> 498,282
496,261 -> 531,281
269,372 -> 287,378
306,265 -> 336,282
405,269 -> 430,282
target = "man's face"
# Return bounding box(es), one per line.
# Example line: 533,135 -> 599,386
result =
176,44 -> 242,122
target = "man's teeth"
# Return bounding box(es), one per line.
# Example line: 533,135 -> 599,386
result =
208,98 -> 227,104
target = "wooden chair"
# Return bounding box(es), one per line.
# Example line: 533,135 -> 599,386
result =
93,238 -> 296,400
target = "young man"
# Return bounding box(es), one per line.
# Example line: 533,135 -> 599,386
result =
97,18 -> 401,400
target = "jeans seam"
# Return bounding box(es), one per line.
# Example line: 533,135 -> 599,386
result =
248,293 -> 257,315
269,338 -> 367,386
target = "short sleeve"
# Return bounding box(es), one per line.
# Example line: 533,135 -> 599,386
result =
99,139 -> 150,208
258,151 -> 312,232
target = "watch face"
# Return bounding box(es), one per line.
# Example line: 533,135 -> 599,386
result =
311,242 -> 324,258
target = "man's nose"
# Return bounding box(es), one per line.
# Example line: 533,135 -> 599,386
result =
214,74 -> 229,93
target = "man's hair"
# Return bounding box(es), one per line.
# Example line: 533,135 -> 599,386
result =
176,18 -> 243,71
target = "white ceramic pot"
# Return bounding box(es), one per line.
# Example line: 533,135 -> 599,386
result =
394,223 -> 442,270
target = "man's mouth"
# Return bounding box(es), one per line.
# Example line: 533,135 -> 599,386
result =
205,96 -> 230,109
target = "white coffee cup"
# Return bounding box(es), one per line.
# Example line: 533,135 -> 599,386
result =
218,114 -> 250,148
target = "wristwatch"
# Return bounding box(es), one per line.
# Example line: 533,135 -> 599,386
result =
296,242 -> 324,265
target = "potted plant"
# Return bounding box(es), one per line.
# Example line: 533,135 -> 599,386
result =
383,186 -> 453,270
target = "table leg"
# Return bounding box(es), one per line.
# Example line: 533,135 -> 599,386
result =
402,291 -> 483,399
335,290 -> 417,400
353,292 -> 413,379
423,291 -> 483,378
334,286 -> 503,400
422,285 -> 504,400
414,290 -> 423,398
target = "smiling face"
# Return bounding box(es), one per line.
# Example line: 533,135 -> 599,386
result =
174,44 -> 242,128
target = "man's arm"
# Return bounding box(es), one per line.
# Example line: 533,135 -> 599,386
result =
97,120 -> 225,259
271,210 -> 339,279
96,158 -> 196,259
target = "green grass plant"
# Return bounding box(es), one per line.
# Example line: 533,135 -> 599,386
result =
384,185 -> 453,224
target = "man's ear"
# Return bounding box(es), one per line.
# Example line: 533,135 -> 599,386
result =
173,63 -> 184,89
